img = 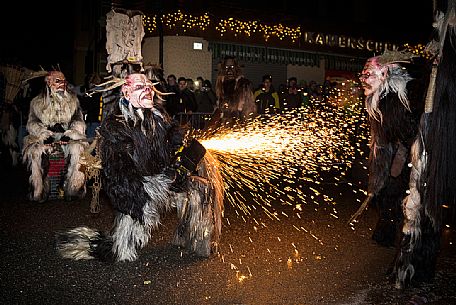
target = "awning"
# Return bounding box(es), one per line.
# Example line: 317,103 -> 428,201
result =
323,55 -> 365,73
208,42 -> 320,67
209,42 -> 366,72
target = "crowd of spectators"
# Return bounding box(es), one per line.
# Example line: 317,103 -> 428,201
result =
156,74 -> 345,116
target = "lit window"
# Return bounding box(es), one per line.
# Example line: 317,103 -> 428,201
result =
193,42 -> 203,50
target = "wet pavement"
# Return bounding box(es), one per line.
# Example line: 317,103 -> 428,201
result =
1,161 -> 455,305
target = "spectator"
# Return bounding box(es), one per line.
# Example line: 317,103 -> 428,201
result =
195,76 -> 204,91
308,80 -> 321,99
195,79 -> 216,113
167,74 -> 178,89
144,63 -> 167,92
194,79 -> 216,129
322,76 -> 333,101
186,78 -> 196,92
176,77 -> 197,125
79,73 -> 102,138
164,74 -> 180,117
280,77 -> 306,112
254,74 -> 280,114
177,77 -> 197,113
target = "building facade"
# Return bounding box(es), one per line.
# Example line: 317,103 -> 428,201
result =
71,1 -> 427,89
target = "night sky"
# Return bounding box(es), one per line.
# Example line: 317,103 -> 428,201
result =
1,2 -> 74,69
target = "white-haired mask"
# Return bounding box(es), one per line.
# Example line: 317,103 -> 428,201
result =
359,54 -> 413,122
359,57 -> 388,97
45,71 -> 67,95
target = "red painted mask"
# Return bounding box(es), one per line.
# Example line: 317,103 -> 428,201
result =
45,71 -> 67,93
121,73 -> 155,108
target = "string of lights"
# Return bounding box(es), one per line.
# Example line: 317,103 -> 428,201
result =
142,10 -> 429,57
142,10 -> 305,43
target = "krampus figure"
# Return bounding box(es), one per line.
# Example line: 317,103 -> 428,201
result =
22,71 -> 87,203
356,51 -> 426,249
56,73 -> 224,262
215,56 -> 256,123
393,0 -> 456,289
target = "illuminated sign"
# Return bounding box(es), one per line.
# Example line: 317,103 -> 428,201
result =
193,42 -> 203,50
302,32 -> 399,53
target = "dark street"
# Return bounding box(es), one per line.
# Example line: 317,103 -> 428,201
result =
1,159 -> 455,305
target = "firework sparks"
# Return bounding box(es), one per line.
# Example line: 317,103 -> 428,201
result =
195,88 -> 370,282
198,97 -> 368,221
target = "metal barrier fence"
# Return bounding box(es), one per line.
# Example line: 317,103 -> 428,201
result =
173,112 -> 214,130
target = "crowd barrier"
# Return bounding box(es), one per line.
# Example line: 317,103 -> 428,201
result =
173,112 -> 214,130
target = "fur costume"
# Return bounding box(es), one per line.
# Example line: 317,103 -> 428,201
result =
0,103 -> 20,167
358,52 -> 425,248
215,56 -> 256,123
394,0 -> 456,289
55,73 -> 224,262
22,71 -> 87,202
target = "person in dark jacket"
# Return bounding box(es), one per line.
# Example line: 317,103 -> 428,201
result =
279,77 -> 306,111
254,75 -> 279,114
195,79 -> 216,113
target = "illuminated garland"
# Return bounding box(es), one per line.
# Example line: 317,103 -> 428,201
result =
143,15 -> 157,33
260,23 -> 301,42
216,18 -> 259,37
143,10 -> 211,33
142,10 -> 301,42
142,11 -> 425,55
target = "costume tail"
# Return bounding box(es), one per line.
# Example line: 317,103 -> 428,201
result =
56,210 -> 161,262
55,226 -> 114,261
